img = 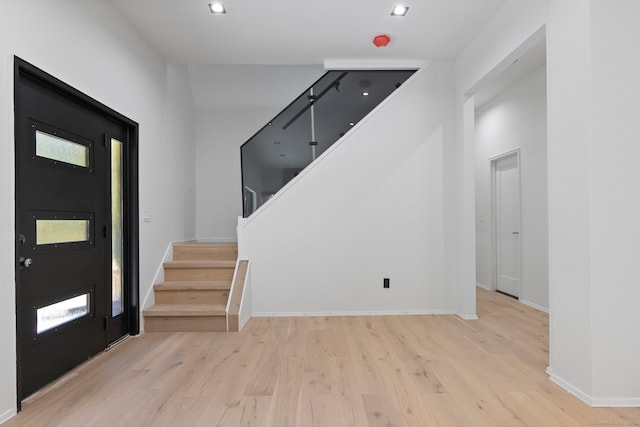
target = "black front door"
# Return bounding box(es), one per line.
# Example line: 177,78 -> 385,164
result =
14,58 -> 138,401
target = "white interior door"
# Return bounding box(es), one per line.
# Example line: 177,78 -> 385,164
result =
494,154 -> 520,297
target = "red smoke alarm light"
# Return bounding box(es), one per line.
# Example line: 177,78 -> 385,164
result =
373,34 -> 391,47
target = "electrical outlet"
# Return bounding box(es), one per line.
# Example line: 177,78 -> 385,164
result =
383,278 -> 390,288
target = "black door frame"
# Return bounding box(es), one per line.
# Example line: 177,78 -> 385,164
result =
13,57 -> 139,408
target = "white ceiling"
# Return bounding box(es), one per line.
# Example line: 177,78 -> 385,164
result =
474,38 -> 546,108
108,0 -> 507,65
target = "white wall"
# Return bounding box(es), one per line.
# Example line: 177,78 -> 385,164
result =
475,66 -> 549,309
588,0 -> 640,403
458,0 -> 640,406
452,0 -> 549,321
546,0 -> 594,399
188,65 -> 325,110
237,62 -> 455,315
193,65 -> 324,240
0,1 -> 196,421
0,7 -> 15,422
196,107 -> 276,240
163,64 -> 197,240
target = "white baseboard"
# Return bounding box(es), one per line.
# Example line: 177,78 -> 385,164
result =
546,367 -> 593,405
476,282 -> 492,291
589,397 -> 640,407
546,367 -> 640,407
252,309 -> 457,317
456,312 -> 479,320
237,261 -> 252,332
139,241 -> 174,332
0,407 -> 17,425
195,237 -> 238,243
519,299 -> 549,313
140,241 -> 173,309
476,285 -> 549,314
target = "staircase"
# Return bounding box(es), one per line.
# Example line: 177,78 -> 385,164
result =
143,242 -> 237,332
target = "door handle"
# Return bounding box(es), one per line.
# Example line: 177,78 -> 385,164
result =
19,257 -> 33,268
512,232 -> 519,235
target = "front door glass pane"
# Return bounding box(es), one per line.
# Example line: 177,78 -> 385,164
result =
36,219 -> 90,245
111,139 -> 124,316
35,130 -> 89,168
37,293 -> 90,334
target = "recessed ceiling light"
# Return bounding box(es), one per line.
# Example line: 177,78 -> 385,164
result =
209,3 -> 226,14
362,91 -> 370,96
391,5 -> 409,16
349,122 -> 355,126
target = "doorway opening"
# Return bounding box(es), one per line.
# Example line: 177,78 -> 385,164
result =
471,32 -> 549,314
14,57 -> 140,407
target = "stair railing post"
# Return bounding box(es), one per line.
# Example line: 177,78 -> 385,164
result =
309,87 -> 317,161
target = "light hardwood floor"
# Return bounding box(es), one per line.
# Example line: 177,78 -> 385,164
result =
5,288 -> 640,426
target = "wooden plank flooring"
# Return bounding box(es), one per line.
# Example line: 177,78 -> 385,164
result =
5,288 -> 640,426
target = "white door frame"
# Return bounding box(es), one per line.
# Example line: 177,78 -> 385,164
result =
489,148 -> 521,295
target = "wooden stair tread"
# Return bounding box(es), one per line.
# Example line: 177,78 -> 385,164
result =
164,260 -> 236,268
173,241 -> 237,247
143,304 -> 226,317
144,241 -> 243,332
172,242 -> 238,262
154,281 -> 231,291
173,241 -> 237,246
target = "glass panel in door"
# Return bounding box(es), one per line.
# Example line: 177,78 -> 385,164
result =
111,138 -> 124,317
